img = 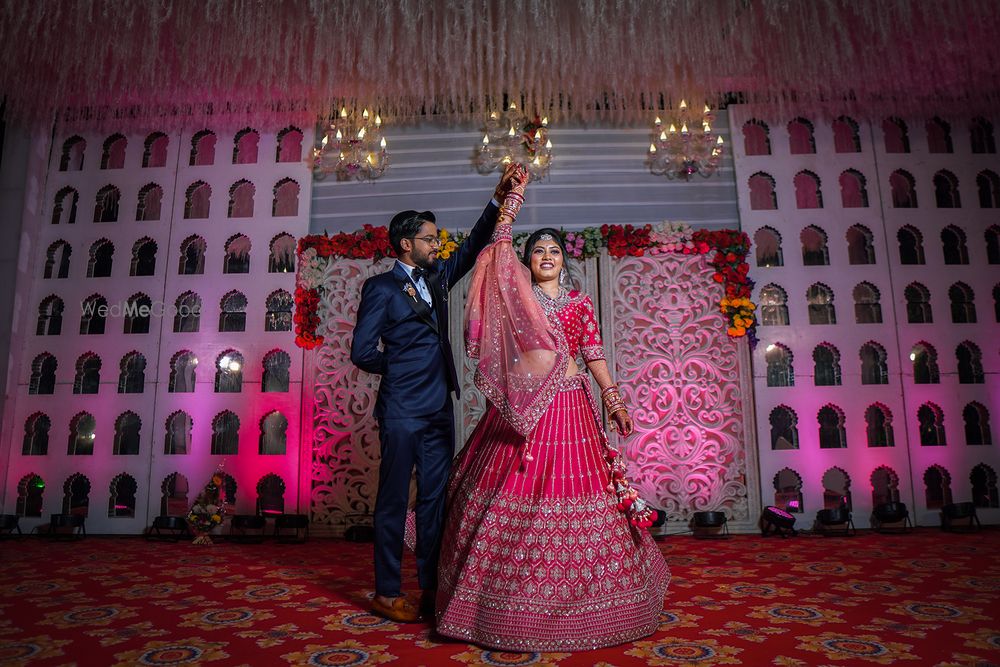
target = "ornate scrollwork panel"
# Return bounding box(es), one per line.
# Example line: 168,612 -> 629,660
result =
605,253 -> 750,523
308,258 -> 392,530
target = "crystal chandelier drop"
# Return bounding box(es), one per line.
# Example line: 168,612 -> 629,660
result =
310,107 -> 389,181
475,103 -> 553,181
646,100 -> 724,180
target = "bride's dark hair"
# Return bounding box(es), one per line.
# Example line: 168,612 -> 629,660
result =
521,227 -> 575,286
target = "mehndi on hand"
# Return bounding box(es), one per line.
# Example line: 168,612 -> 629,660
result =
601,384 -> 633,437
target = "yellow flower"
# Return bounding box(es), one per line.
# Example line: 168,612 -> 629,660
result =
211,514 -> 221,523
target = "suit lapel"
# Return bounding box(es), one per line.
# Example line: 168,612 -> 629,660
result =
427,268 -> 448,337
392,263 -> 437,332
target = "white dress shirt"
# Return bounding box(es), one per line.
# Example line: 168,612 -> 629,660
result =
396,260 -> 433,307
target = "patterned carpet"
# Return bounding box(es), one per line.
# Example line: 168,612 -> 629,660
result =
1,529 -> 998,666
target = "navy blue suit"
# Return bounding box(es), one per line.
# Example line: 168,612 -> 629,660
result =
350,202 -> 498,597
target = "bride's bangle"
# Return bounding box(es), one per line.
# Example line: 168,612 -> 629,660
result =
492,222 -> 513,242
497,191 -> 524,227
601,384 -> 627,416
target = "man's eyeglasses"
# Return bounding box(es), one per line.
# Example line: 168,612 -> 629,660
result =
408,235 -> 441,247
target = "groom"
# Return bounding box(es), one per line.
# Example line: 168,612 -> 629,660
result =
350,164 -> 522,622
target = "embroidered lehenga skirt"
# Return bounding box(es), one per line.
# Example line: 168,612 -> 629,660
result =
435,375 -> 670,651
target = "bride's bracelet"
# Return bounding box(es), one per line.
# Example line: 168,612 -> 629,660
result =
492,222 -> 513,243
497,191 -> 524,227
601,384 -> 627,416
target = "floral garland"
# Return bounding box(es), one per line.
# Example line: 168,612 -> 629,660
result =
295,221 -> 755,349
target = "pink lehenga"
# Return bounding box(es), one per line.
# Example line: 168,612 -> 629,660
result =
435,220 -> 670,652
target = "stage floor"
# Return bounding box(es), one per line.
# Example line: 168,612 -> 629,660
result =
1,529 -> 997,666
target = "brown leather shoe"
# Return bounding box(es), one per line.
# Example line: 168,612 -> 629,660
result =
371,595 -> 420,623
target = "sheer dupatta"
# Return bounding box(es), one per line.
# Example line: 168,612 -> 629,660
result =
464,221 -> 568,437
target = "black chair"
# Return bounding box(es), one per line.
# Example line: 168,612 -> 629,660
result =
274,514 -> 309,543
761,505 -> 797,537
691,511 -> 730,539
147,515 -> 190,541
229,514 -> 267,542
815,508 -> 856,536
0,514 -> 21,538
871,501 -> 912,533
47,513 -> 86,539
941,502 -> 981,532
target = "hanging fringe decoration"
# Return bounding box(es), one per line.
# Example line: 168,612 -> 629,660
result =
0,0 -> 998,130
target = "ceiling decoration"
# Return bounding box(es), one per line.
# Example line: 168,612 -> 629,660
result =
0,0 -> 997,129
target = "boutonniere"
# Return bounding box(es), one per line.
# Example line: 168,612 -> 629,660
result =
403,283 -> 418,302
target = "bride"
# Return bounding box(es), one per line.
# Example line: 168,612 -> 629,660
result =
434,167 -> 669,651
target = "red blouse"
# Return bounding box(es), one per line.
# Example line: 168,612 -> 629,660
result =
535,288 -> 606,362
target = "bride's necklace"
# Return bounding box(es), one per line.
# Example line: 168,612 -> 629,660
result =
533,283 -> 569,315
533,283 -> 565,300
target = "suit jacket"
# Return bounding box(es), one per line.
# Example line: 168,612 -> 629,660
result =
350,202 -> 499,419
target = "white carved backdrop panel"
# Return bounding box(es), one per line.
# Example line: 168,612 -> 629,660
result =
605,253 -> 753,525
307,258 -> 393,532
307,253 -> 757,532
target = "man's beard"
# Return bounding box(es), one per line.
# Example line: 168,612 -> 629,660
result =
413,250 -> 436,269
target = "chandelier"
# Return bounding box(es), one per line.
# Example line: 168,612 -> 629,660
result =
475,103 -> 553,181
310,107 -> 389,181
646,100 -> 724,180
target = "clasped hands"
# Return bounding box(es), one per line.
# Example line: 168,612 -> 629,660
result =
493,163 -> 530,204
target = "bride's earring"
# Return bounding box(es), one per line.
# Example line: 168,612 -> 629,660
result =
559,269 -> 566,286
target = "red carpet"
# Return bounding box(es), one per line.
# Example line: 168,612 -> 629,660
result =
1,529 -> 998,666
